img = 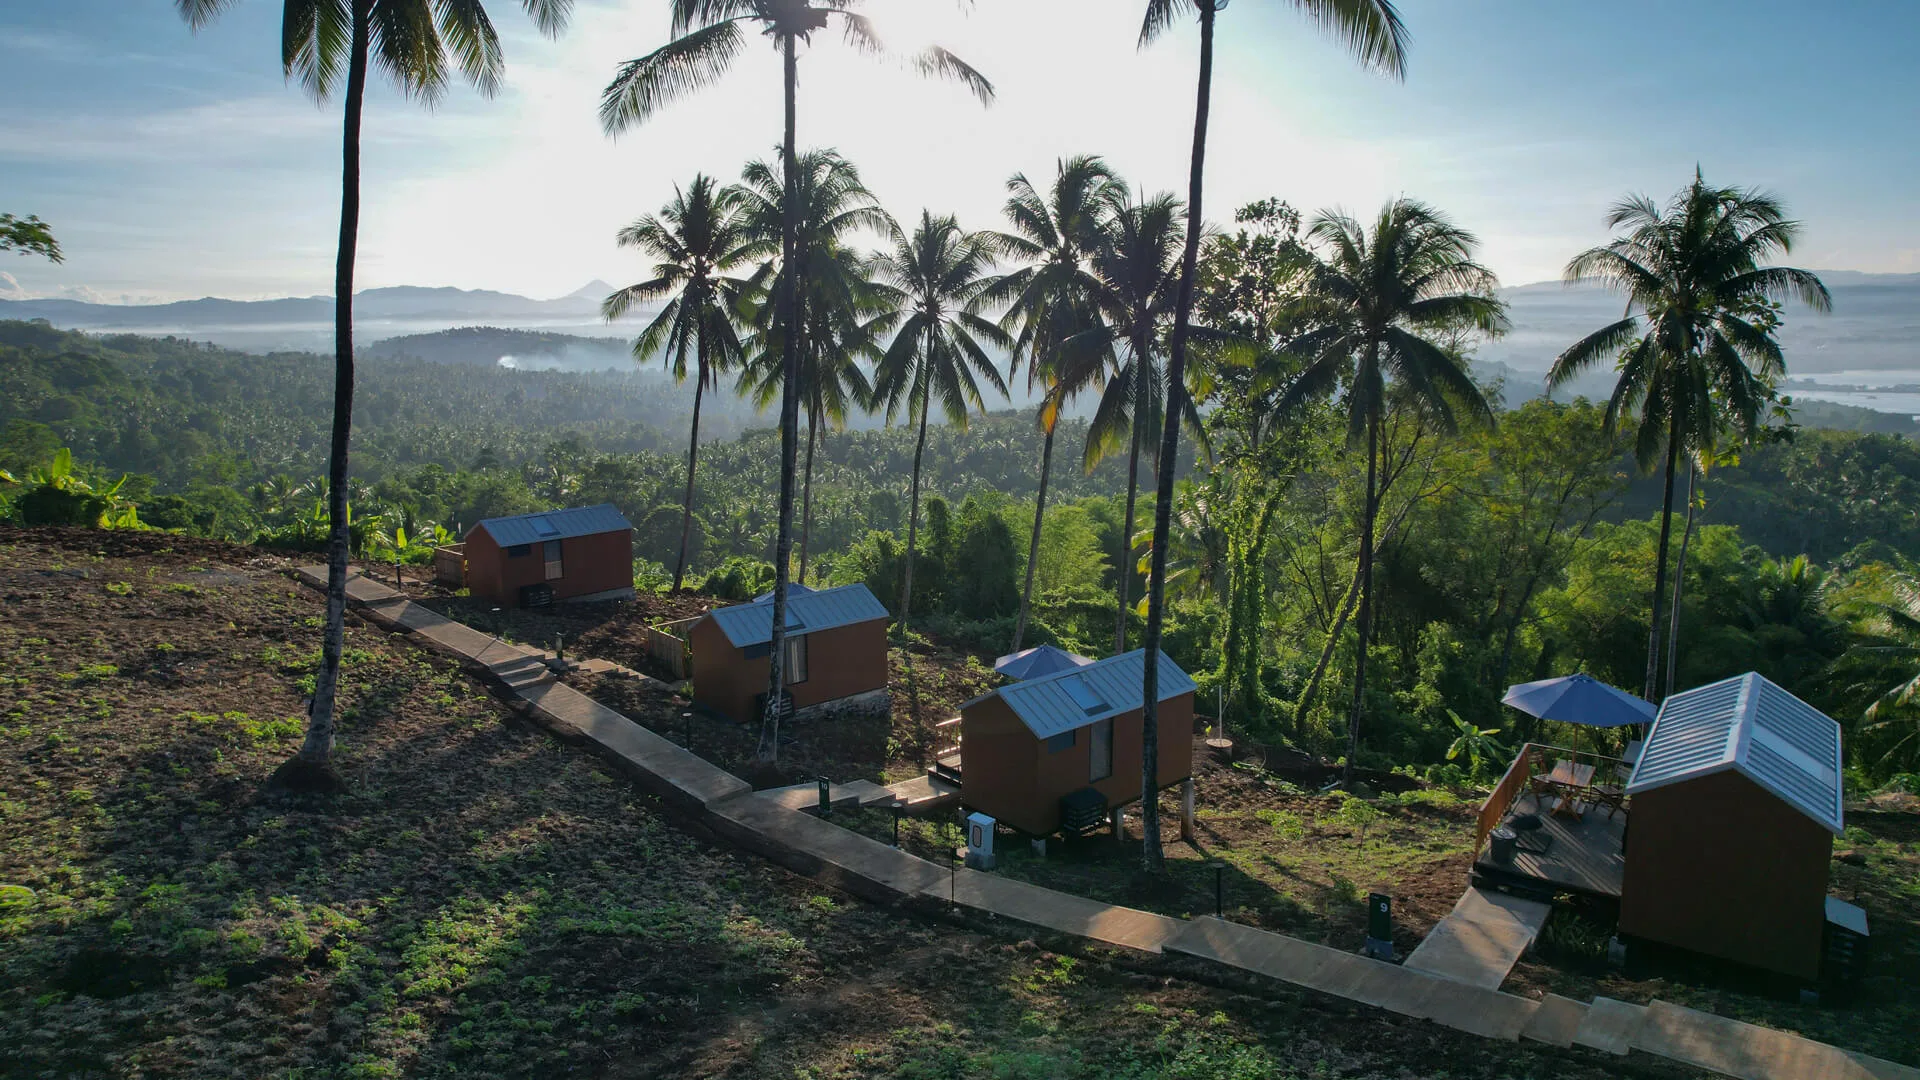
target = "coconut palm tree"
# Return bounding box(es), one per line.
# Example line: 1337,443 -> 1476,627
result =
869,212 -> 1012,634
732,150 -> 893,583
604,175 -> 752,591
740,240 -> 887,582
1060,190 -> 1191,655
603,3 -> 990,764
177,0 -> 572,790
986,156 -> 1126,653
1548,173 -> 1830,703
1135,0 -> 1407,870
1278,199 -> 1507,784
1834,576 -> 1920,773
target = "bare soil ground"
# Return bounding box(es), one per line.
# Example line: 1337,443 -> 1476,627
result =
567,634 -> 997,790
0,526 -> 1708,1079
408,575 -> 999,787
419,567 -> 1920,1067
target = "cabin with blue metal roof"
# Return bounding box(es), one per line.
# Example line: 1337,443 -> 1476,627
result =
951,649 -> 1197,837
1619,671 -> 1848,982
461,505 -> 635,607
687,583 -> 891,725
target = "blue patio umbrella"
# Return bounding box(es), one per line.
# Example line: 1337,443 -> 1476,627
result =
994,644 -> 1093,681
1501,672 -> 1654,729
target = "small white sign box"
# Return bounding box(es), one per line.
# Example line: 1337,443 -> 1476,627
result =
965,812 -> 997,870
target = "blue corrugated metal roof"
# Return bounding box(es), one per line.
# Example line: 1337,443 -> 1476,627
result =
1626,671 -> 1844,835
470,504 -> 632,548
707,583 -> 889,647
965,649 -> 1196,739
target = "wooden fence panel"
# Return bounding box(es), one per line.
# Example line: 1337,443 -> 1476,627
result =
643,617 -> 700,681
433,545 -> 465,587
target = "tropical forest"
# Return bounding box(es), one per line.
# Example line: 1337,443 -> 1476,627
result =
4,0 -> 1919,1077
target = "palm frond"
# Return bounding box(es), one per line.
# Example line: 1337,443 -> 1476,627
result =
432,0 -> 506,95
600,19 -> 746,135
1723,265 -> 1833,313
281,0 -> 353,100
1547,316 -> 1639,391
176,0 -> 242,29
517,0 -> 573,38
911,45 -> 996,103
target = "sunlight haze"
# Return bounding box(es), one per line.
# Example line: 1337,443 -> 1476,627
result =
3,0 -> 1916,301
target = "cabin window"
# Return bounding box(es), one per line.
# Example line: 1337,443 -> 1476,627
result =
1044,731 -> 1075,754
783,634 -> 808,684
1061,676 -> 1108,715
1090,718 -> 1113,782
506,544 -> 531,557
543,539 -> 563,580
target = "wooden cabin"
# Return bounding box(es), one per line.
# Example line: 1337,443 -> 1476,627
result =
1619,672 -> 1846,982
687,584 -> 890,724
953,649 -> 1196,836
462,505 -> 635,607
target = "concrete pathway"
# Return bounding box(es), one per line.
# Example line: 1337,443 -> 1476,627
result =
1403,886 -> 1552,990
755,779 -> 898,813
296,565 -> 1920,1080
882,774 -> 963,813
1167,916 -> 1535,1041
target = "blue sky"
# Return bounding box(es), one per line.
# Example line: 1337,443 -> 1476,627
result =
3,0 -> 1916,303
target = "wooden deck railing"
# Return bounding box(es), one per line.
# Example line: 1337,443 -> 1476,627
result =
1474,742 -> 1630,853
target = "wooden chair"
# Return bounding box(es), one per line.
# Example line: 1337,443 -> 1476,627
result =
1588,784 -> 1627,821
1525,748 -> 1556,802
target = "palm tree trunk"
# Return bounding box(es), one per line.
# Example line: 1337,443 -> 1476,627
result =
799,401 -> 818,585
1345,404 -> 1379,787
291,0 -> 370,789
756,32 -> 801,766
1115,356 -> 1145,654
1139,0 -> 1216,872
1296,561 -> 1361,731
1233,489 -> 1281,728
671,360 -> 706,592
899,389 -> 931,636
1663,461 -> 1698,699
1643,413 -> 1682,704
1012,418 -> 1056,653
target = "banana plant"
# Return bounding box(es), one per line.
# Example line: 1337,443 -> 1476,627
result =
1445,709 -> 1511,776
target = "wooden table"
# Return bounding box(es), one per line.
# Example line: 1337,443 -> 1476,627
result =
1543,760 -> 1595,820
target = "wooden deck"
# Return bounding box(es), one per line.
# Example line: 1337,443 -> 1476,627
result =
1473,791 -> 1626,900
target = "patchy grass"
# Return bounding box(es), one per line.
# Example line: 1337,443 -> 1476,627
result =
0,527 -> 1704,1079
841,757 -> 1477,957
848,752 -> 1920,1067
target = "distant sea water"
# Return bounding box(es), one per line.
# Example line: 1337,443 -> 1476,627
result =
1785,369 -> 1920,419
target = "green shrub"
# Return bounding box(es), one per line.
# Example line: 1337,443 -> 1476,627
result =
1333,796 -> 1384,838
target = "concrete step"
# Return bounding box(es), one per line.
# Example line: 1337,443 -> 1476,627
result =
757,781 -> 889,813
1572,996 -> 1648,1056
1403,886 -> 1552,990
885,774 -> 963,813
1520,993 -> 1589,1048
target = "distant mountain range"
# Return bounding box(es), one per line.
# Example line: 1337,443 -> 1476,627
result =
1478,271 -> 1920,382
6,269 -> 1916,399
0,281 -> 625,353
0,281 -> 618,325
